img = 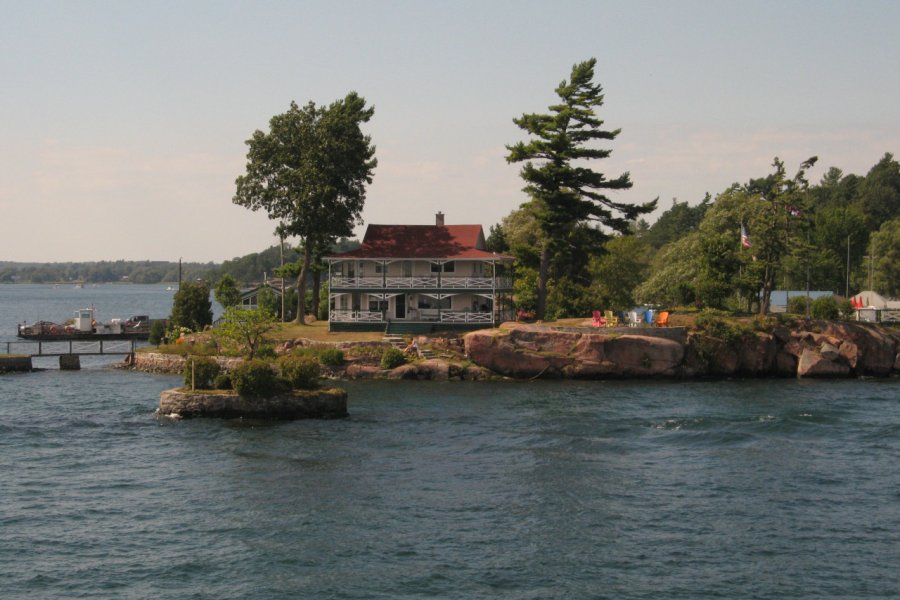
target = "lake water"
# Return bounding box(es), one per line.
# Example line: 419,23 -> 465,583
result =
1,285 -> 899,598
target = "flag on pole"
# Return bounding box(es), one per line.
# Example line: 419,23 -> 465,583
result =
741,223 -> 752,249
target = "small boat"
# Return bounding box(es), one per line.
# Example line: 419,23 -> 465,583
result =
17,308 -> 167,341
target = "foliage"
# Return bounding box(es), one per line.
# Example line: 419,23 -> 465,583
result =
230,359 -> 288,398
317,347 -> 344,367
276,355 -> 321,390
635,233 -> 701,307
182,356 -> 221,390
644,195 -> 710,249
213,373 -> 232,390
256,286 -> 279,318
380,347 -> 407,369
215,306 -> 278,359
148,320 -> 166,346
213,274 -> 242,309
505,58 -> 655,319
787,296 -> 810,315
694,310 -> 743,343
233,94 -> 377,323
255,345 -> 277,360
588,235 -> 652,311
811,296 -> 840,320
866,217 -> 900,296
169,281 -> 213,332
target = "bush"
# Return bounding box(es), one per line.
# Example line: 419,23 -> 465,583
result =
787,296 -> 809,315
255,345 -> 277,360
230,359 -> 287,398
694,311 -> 742,343
811,296 -> 840,320
317,347 -> 344,367
380,347 -> 407,369
183,356 -> 220,390
213,373 -> 232,390
837,299 -> 854,319
148,320 -> 166,346
276,355 -> 321,390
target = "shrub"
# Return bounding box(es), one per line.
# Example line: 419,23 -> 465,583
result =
380,347 -> 407,369
230,359 -> 287,398
317,347 -> 344,367
148,320 -> 166,346
787,296 -> 809,315
837,299 -> 854,319
694,311 -> 742,343
811,296 -> 840,320
183,356 -> 220,390
255,345 -> 277,360
276,355 -> 320,390
213,373 -> 232,390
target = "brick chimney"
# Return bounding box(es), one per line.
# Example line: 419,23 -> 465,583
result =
435,211 -> 445,226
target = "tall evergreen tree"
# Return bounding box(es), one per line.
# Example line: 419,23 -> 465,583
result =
506,58 -> 655,319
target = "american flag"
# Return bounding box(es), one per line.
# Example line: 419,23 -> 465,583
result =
741,223 -> 752,249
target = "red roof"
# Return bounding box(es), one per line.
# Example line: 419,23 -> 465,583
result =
328,224 -> 508,260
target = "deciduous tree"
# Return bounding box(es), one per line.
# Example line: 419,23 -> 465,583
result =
234,93 -> 377,323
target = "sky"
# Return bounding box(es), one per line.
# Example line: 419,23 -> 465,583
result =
1,0 -> 898,263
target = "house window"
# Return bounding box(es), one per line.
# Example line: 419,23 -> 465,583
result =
430,261 -> 455,273
368,299 -> 388,312
375,262 -> 385,274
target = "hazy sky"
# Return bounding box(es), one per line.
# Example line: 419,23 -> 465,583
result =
2,0 -> 898,263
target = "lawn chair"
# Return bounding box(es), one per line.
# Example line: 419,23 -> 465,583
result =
591,310 -> 606,327
627,310 -> 641,327
643,310 -> 655,326
604,310 -> 619,328
655,311 -> 670,327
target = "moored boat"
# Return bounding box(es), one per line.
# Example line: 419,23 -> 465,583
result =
16,308 -> 166,341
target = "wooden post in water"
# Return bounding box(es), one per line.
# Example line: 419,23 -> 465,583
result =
59,355 -> 80,370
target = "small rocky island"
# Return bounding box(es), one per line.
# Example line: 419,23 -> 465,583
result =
157,356 -> 348,420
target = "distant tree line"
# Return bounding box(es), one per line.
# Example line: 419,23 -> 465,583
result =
0,238 -> 361,286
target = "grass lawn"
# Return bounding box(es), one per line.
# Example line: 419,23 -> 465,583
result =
269,320 -> 384,343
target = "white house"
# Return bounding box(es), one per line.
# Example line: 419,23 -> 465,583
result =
324,213 -> 514,333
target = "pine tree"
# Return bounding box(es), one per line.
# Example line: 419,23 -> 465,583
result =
506,59 -> 655,319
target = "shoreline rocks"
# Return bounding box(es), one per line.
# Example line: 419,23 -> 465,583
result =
130,320 -> 900,382
464,321 -> 900,380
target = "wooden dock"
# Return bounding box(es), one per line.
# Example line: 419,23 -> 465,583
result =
1,339 -> 135,370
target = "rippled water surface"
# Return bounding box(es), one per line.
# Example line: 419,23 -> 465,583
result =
1,286 -> 899,598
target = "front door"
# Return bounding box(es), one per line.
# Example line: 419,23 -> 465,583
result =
395,294 -> 406,319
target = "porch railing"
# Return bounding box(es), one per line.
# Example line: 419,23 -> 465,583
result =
330,276 -> 512,289
330,310 -> 384,323
439,311 -> 492,323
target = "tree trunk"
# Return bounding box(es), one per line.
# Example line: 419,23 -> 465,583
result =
759,263 -> 772,315
311,269 -> 322,318
295,240 -> 312,324
537,244 -> 549,320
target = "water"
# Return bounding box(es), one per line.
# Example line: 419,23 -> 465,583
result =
1,286 -> 899,598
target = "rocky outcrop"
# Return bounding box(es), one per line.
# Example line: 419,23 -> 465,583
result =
159,387 -> 348,419
465,326 -> 684,379
463,321 -> 899,380
131,352 -> 244,374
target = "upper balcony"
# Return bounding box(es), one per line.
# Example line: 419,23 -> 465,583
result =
330,275 -> 513,291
